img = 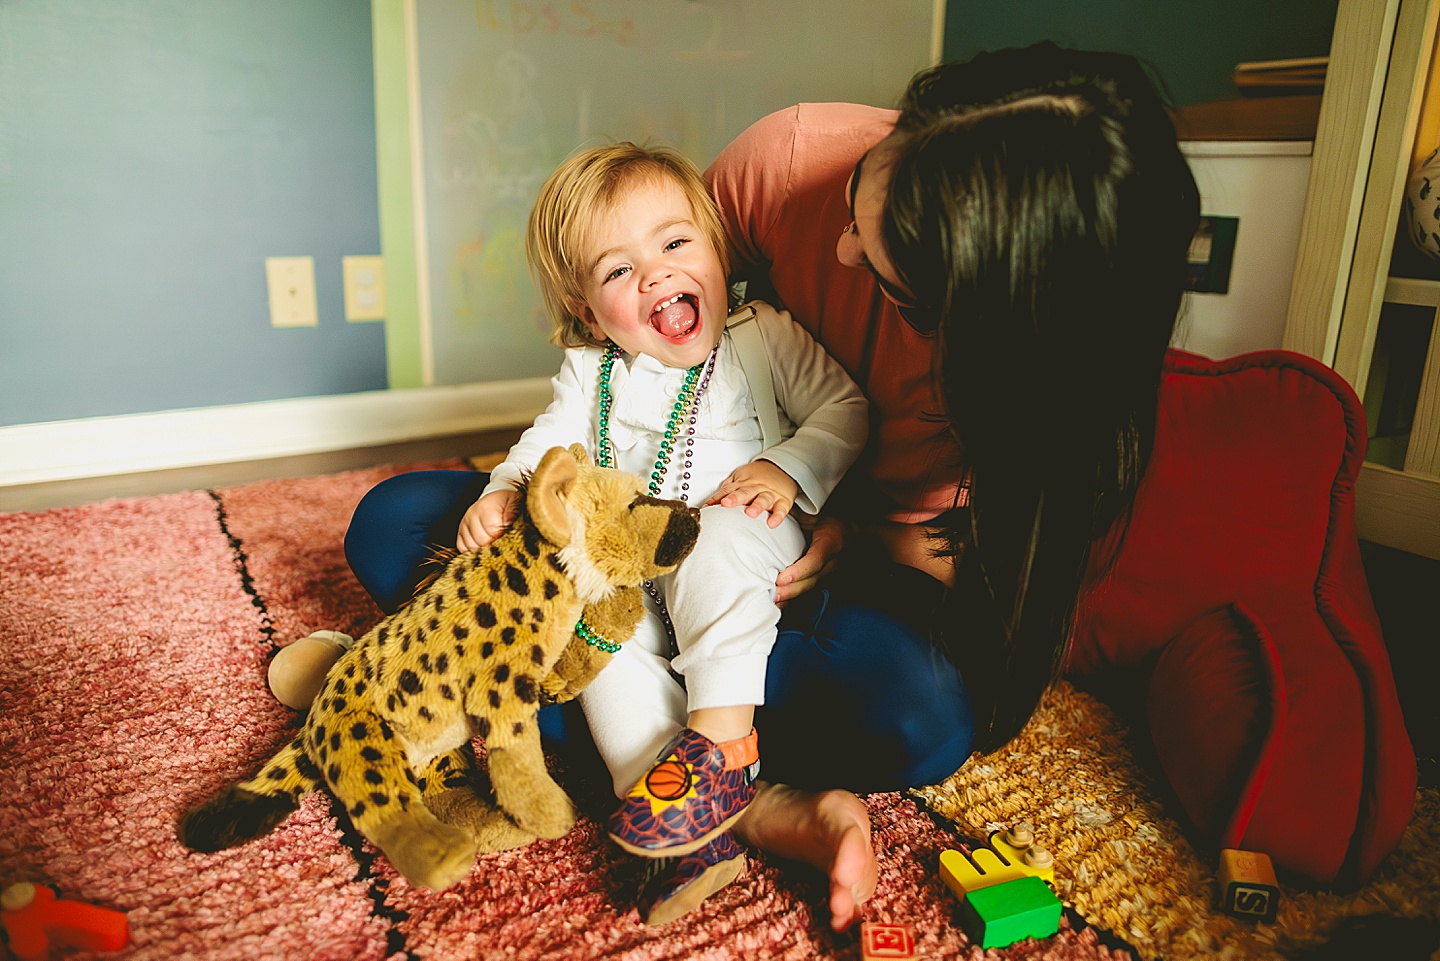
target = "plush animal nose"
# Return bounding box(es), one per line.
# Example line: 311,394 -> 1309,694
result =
654,507 -> 700,568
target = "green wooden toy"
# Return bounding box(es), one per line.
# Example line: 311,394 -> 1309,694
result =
956,875 -> 1062,949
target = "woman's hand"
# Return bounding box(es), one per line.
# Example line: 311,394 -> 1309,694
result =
775,515 -> 848,604
456,489 -> 519,552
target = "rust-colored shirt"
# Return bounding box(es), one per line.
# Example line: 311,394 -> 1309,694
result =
707,102 -> 965,524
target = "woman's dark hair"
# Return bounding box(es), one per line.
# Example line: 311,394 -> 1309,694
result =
880,43 -> 1200,753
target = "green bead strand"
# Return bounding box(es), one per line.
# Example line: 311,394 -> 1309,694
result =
574,617 -> 621,654
595,343 -> 716,496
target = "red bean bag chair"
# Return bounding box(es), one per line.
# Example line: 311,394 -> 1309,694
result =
1068,348 -> 1416,886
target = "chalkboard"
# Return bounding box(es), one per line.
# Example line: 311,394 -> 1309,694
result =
412,0 -> 937,386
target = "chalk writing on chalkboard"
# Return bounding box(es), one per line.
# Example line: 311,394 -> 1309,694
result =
475,0 -> 637,45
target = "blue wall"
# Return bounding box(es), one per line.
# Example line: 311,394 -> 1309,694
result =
943,0 -> 1340,107
0,0 -> 385,428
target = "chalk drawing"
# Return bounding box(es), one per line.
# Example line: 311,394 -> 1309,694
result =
435,49 -> 552,330
447,221 -> 540,330
671,0 -> 753,64
475,0 -> 635,46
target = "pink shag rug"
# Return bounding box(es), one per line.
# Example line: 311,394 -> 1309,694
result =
0,462 -> 1144,960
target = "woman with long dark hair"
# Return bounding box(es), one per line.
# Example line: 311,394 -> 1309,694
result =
889,46 -> 1201,752
710,42 -> 1199,928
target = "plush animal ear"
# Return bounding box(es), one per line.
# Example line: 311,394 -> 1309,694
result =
529,447 -> 578,547
567,443 -> 592,467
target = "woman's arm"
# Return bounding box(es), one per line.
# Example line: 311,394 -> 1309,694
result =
748,304 -> 869,515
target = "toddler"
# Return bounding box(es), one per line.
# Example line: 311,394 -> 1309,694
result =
494,142 -> 865,922
278,142 -> 867,924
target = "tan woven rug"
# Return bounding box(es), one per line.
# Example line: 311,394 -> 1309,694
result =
913,680 -> 1440,960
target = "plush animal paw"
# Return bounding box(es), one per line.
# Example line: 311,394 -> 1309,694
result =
267,631 -> 353,710
488,746 -> 576,839
419,747 -> 539,854
542,587 -> 646,703
428,786 -> 537,853
369,813 -> 479,891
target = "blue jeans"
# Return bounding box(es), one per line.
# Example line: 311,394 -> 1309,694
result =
343,469 -> 974,792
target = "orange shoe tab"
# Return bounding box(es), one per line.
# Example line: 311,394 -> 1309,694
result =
717,729 -> 760,770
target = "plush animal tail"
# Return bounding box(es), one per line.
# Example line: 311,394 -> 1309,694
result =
179,736 -> 322,852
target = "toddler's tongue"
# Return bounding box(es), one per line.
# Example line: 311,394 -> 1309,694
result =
652,297 -> 698,338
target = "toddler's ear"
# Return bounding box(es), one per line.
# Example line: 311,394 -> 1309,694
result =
573,302 -> 606,344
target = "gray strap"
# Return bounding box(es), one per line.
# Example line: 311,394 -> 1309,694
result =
726,303 -> 780,450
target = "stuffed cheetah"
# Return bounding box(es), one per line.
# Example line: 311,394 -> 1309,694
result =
180,445 -> 700,891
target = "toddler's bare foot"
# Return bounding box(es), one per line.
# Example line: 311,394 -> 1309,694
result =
733,782 -> 876,931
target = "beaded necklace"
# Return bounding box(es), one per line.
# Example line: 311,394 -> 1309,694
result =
577,342 -> 719,653
596,343 -> 718,493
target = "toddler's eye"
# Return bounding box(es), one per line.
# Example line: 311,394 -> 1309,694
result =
663,238 -> 689,252
603,264 -> 630,283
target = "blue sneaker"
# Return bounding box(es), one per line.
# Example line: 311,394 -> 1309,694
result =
607,728 -> 758,857
641,832 -> 747,925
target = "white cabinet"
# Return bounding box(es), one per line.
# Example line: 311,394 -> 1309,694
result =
1177,140 -> 1313,360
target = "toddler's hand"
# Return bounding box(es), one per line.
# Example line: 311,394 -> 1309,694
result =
705,460 -> 800,528
457,490 -> 519,552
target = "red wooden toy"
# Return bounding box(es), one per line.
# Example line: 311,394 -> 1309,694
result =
1,883 -> 128,960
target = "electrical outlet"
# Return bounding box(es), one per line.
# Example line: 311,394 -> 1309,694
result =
266,256 -> 318,328
342,255 -> 386,322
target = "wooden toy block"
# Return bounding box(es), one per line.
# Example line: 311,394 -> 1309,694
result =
1,883 -> 129,960
1218,848 -> 1280,922
956,875 -> 1062,949
939,824 -> 1054,902
859,921 -> 917,959
940,846 -> 1027,900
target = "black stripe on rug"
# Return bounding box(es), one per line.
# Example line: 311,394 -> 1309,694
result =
207,488 -> 277,650
207,487 -> 414,959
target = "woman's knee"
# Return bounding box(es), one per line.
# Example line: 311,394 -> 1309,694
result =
693,504 -> 805,566
344,470 -> 488,613
770,613 -> 969,719
762,596 -> 973,789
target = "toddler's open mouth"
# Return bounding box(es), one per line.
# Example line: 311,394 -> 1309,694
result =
650,293 -> 699,340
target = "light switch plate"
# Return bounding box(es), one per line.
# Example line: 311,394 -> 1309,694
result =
1186,216 -> 1239,294
342,255 -> 386,322
266,256 -> 319,328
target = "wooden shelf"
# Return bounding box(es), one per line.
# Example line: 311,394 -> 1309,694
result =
1287,0 -> 1440,560
1172,94 -> 1322,142
1356,464 -> 1440,559
1385,275 -> 1440,306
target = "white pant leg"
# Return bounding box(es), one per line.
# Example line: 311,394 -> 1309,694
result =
577,601 -> 687,798
663,505 -> 805,712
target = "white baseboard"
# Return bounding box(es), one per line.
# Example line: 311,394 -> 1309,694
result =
0,379 -> 551,487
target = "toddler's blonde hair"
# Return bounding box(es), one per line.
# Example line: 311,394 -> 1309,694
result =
527,142 -> 730,349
